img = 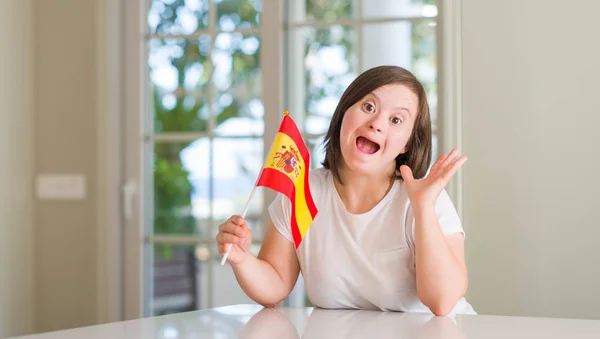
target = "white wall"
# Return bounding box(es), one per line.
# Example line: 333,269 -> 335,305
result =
462,0 -> 600,319
33,0 -> 98,332
0,0 -> 99,334
0,0 -> 35,337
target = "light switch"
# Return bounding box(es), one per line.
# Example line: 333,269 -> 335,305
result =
36,174 -> 86,200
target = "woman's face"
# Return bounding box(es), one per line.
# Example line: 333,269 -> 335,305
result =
338,83 -> 419,178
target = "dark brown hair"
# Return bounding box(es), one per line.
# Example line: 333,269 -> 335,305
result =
322,65 -> 432,183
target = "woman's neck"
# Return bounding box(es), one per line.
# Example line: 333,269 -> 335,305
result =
334,166 -> 395,215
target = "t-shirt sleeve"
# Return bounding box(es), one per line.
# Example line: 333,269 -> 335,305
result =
435,190 -> 465,238
434,189 -> 465,238
406,189 -> 465,250
268,192 -> 294,243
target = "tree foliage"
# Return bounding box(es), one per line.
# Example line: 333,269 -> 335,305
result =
150,0 -> 260,257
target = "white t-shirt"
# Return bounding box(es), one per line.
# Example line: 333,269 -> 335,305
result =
268,167 -> 476,315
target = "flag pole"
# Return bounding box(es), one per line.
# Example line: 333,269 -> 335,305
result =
220,110 -> 290,265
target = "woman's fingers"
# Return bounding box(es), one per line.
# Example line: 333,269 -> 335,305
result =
442,155 -> 468,182
428,149 -> 466,184
400,165 -> 415,181
218,243 -> 232,255
219,219 -> 248,238
230,215 -> 246,226
429,152 -> 448,174
217,232 -> 245,246
440,148 -> 460,168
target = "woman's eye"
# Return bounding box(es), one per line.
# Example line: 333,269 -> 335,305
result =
390,117 -> 402,125
363,103 -> 375,113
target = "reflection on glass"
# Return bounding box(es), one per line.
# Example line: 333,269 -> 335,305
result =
239,308 -> 300,339
302,308 -> 464,339
211,138 -> 264,239
362,0 -> 438,18
148,0 -> 209,34
154,140 -> 209,236
212,33 -> 263,137
149,37 -> 212,133
152,244 -> 209,316
216,0 -> 262,31
238,307 -> 465,339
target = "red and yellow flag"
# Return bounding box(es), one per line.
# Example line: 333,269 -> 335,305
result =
257,111 -> 318,248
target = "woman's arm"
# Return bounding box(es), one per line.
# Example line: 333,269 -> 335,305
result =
227,220 -> 300,307
399,148 -> 469,315
413,203 -> 468,315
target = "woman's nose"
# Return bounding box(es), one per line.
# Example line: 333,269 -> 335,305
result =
369,115 -> 385,133
369,123 -> 382,132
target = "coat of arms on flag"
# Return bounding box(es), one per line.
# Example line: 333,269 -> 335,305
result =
270,145 -> 301,179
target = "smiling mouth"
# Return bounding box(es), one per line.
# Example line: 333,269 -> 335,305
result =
356,136 -> 380,154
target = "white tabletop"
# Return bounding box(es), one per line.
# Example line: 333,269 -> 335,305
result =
11,304 -> 600,338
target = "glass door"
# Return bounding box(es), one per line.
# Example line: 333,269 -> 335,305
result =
125,0 -> 280,317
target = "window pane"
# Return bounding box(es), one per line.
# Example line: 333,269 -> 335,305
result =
154,140 -> 210,236
211,137 -> 265,240
215,0 -> 262,31
361,20 -> 437,122
154,137 -> 265,239
212,33 -> 263,137
307,134 -> 326,169
302,0 -> 354,22
149,37 -> 212,133
362,0 -> 438,19
148,0 -> 209,34
285,26 -> 358,135
288,0 -> 436,23
151,244 -> 209,315
411,20 -> 438,124
305,26 -> 357,126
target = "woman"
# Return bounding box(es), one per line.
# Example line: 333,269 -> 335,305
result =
216,65 -> 475,316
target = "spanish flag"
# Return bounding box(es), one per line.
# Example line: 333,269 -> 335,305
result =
257,111 -> 318,248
